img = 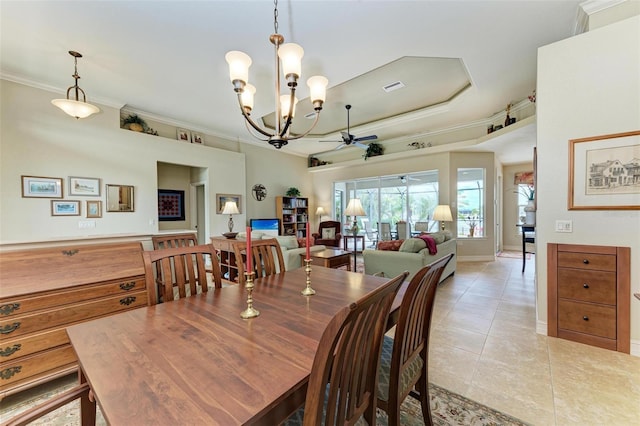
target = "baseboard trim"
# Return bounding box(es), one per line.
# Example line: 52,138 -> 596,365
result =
631,340 -> 640,358
536,320 -> 547,335
457,255 -> 495,262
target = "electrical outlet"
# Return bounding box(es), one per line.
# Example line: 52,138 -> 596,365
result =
555,220 -> 572,233
78,220 -> 96,229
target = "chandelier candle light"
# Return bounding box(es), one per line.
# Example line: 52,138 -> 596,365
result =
241,226 -> 260,319
51,51 -> 100,119
225,0 -> 328,149
301,221 -> 315,296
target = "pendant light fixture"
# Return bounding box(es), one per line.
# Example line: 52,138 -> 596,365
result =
225,0 -> 328,149
51,51 -> 100,119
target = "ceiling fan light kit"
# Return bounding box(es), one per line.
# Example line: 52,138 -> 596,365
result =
51,50 -> 100,119
225,0 -> 328,149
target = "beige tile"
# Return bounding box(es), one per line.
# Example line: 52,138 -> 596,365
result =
442,310 -> 495,334
431,324 -> 488,354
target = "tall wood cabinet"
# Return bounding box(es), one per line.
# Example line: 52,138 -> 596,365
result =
547,243 -> 630,353
276,196 -> 309,237
0,242 -> 147,399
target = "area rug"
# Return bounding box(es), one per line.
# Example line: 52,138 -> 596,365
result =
497,251 -> 530,259
1,374 -> 529,426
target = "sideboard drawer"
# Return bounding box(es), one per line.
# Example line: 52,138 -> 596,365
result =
0,327 -> 69,362
557,252 -> 616,271
0,290 -> 147,339
557,299 -> 616,339
0,345 -> 76,387
0,278 -> 145,318
557,269 -> 616,305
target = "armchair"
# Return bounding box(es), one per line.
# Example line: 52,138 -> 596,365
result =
313,220 -> 342,247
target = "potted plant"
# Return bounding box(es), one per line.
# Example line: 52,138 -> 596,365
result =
363,142 -> 384,160
285,187 -> 301,197
121,114 -> 147,132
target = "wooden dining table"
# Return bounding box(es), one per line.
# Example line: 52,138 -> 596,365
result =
66,266 -> 406,425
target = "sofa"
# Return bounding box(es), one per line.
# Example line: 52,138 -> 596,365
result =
237,232 -> 326,271
362,231 -> 456,283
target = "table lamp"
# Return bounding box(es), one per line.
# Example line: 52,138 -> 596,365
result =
222,200 -> 240,238
433,205 -> 453,231
315,206 -> 327,222
344,198 -> 365,236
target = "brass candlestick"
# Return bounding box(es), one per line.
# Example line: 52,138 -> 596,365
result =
240,271 -> 260,319
301,258 -> 316,296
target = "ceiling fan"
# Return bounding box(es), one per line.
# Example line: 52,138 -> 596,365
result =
320,104 -> 377,150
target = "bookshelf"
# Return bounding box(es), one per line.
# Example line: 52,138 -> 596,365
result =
276,196 -> 309,238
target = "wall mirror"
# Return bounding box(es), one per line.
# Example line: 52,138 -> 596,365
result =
106,184 -> 135,212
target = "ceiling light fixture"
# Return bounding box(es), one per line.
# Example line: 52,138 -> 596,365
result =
51,51 -> 100,119
225,0 -> 328,149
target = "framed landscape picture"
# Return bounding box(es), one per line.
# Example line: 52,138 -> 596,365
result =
158,189 -> 185,221
51,200 -> 80,216
216,193 -> 242,214
69,176 -> 100,196
22,176 -> 63,198
568,130 -> 640,210
86,200 -> 102,218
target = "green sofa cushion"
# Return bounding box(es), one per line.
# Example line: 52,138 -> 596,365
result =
399,238 -> 427,253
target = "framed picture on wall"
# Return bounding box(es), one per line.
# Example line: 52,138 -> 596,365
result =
192,133 -> 204,144
22,176 -> 63,198
176,128 -> 191,142
568,130 -> 640,210
51,200 -> 80,216
86,200 -> 102,218
158,189 -> 185,221
216,193 -> 242,214
69,176 -> 100,196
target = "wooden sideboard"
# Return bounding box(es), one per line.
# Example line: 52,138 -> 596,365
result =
210,236 -> 242,284
547,243 -> 630,353
0,242 -> 147,399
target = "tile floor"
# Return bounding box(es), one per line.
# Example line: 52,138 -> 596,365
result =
428,253 -> 640,425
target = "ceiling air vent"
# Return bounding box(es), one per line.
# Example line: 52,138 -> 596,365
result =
382,81 -> 405,93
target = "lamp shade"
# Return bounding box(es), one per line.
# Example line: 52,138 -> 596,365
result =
278,43 -> 304,78
433,205 -> 453,222
307,76 -> 328,103
221,201 -> 239,215
51,99 -> 100,119
240,84 -> 256,112
225,50 -> 252,83
344,198 -> 366,217
315,206 -> 327,216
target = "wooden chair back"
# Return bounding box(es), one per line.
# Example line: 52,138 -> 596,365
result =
301,271 -> 409,426
233,238 -> 286,285
377,253 -> 454,425
143,244 -> 222,305
151,232 -> 198,249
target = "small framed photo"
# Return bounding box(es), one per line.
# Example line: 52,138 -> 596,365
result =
22,176 -> 63,198
51,200 -> 81,216
69,176 -> 101,196
177,128 -> 191,142
192,133 -> 204,144
86,200 -> 102,218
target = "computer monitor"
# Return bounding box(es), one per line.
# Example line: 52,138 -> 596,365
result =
250,218 -> 281,236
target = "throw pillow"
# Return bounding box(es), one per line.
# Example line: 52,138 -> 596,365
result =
322,227 -> 336,239
399,238 -> 427,253
427,232 -> 446,244
297,238 -> 307,248
377,240 -> 403,251
274,235 -> 299,250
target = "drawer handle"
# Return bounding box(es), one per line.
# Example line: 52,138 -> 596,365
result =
582,259 -> 589,264
0,366 -> 22,380
62,249 -> 79,256
583,316 -> 589,321
120,282 -> 136,291
120,296 -> 137,306
0,344 -> 22,357
0,323 -> 21,335
583,283 -> 589,289
0,303 -> 20,316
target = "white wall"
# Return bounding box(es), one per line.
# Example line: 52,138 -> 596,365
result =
0,80 -> 245,244
537,15 -> 640,351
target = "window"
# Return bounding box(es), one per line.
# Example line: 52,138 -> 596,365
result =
457,168 -> 485,238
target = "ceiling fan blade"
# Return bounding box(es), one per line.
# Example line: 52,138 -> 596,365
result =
319,139 -> 343,143
353,134 -> 378,142
335,143 -> 348,151
353,142 -> 369,150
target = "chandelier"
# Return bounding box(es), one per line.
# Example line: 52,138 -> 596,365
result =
225,0 -> 328,149
51,51 -> 100,119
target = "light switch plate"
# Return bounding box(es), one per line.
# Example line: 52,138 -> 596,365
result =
555,220 -> 572,232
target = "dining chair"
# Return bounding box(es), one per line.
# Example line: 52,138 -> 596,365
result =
362,218 -> 378,248
376,253 -> 454,426
233,238 -> 286,285
143,244 -> 222,305
283,271 -> 409,426
413,221 -> 429,235
151,232 -> 198,249
396,221 -> 408,240
378,222 -> 392,242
